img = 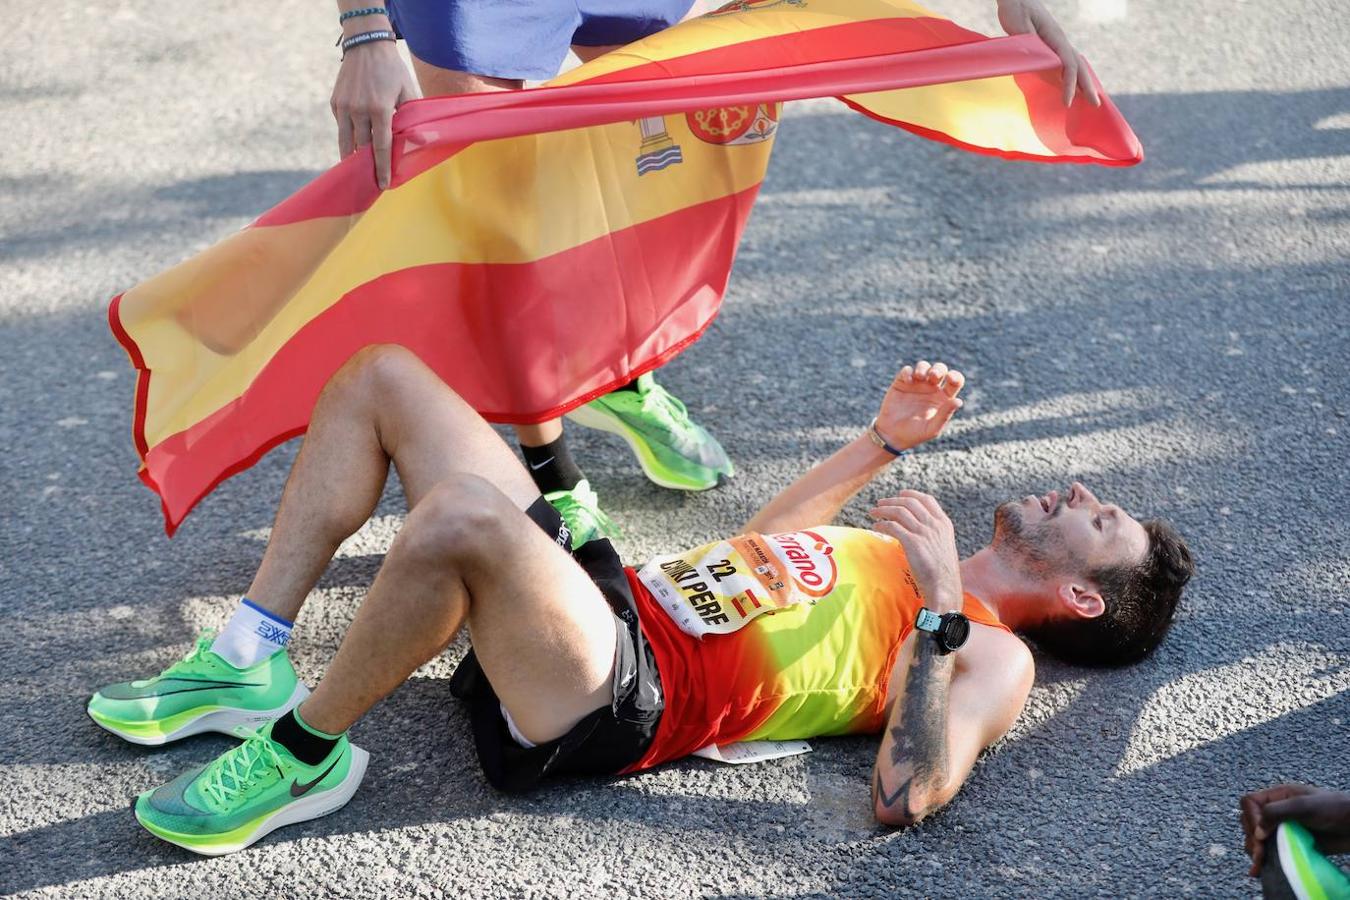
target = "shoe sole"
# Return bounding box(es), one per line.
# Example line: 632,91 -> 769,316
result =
88,681 -> 311,746
565,404 -> 727,491
137,744 -> 370,856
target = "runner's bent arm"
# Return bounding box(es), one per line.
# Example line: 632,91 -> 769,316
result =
872,629 -> 1032,826
866,490 -> 1032,826
744,361 -> 965,534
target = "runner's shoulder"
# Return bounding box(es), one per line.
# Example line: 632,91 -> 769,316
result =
962,625 -> 1035,685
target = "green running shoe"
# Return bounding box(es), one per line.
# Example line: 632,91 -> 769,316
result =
87,631 -> 309,746
1265,822 -> 1350,900
566,373 -> 734,491
134,721 -> 369,856
545,479 -> 619,549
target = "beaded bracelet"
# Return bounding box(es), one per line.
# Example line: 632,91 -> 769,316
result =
867,417 -> 910,457
339,6 -> 388,23
340,29 -> 397,56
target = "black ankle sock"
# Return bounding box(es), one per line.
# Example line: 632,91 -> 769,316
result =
615,377 -> 642,392
520,435 -> 585,494
271,708 -> 339,766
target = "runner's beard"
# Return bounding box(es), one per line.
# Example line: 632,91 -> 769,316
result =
992,500 -> 1073,581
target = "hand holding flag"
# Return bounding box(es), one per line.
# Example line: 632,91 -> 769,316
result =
997,0 -> 1101,107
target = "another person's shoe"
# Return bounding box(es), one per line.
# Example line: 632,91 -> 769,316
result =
134,722 -> 368,856
1263,822 -> 1350,900
87,631 -> 308,745
545,479 -> 620,549
566,373 -> 734,491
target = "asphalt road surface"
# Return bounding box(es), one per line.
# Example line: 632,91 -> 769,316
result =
3,1 -> 1348,897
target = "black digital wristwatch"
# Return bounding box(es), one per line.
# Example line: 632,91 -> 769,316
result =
914,608 -> 970,654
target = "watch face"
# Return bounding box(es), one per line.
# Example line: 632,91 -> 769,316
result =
941,614 -> 970,650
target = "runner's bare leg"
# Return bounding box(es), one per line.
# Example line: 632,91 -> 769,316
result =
250,346 -> 616,742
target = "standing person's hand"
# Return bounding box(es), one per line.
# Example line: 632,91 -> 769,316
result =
869,491 -> 963,612
331,24 -> 420,189
996,0 -> 1100,107
1241,784 -> 1350,875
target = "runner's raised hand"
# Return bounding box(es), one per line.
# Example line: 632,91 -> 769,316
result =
873,360 -> 965,452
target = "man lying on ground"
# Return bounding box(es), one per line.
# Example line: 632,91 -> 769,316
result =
89,347 -> 1193,855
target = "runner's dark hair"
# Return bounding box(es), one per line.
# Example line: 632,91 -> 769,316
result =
1022,519 -> 1194,667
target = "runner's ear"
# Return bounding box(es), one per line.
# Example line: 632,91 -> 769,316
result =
1057,582 -> 1105,620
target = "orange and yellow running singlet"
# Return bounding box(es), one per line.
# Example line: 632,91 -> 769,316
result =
622,525 -> 1007,772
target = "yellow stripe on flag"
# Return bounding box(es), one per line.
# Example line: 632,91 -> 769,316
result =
128,112 -> 776,447
846,75 -> 1054,157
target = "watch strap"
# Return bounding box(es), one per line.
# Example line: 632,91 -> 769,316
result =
867,418 -> 909,457
914,607 -> 942,634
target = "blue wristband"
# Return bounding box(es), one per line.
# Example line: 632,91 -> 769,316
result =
339,6 -> 388,23
868,417 -> 909,457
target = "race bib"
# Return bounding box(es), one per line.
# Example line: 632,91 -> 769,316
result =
637,530 -> 840,638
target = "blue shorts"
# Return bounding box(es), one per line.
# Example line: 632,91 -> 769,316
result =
387,0 -> 697,82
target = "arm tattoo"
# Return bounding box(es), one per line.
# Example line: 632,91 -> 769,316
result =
874,639 -> 956,818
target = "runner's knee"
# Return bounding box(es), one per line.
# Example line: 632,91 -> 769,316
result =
401,473 -> 513,564
319,344 -> 413,409
340,344 -> 426,396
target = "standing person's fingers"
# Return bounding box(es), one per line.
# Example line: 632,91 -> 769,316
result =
1078,59 -> 1101,107
1240,795 -> 1264,874
351,113 -> 373,150
372,109 -> 394,189
336,107 -> 356,159
1059,51 -> 1079,106
1262,795 -> 1318,829
941,369 -> 965,398
1035,21 -> 1079,106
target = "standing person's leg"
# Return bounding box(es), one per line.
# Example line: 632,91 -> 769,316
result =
392,0 -> 594,498
133,347 -> 623,854
558,5 -> 738,493
399,0 -> 734,497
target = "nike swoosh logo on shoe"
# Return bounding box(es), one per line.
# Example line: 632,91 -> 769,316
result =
290,753 -> 344,797
99,678 -> 265,700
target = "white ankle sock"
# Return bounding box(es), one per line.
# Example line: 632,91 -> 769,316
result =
210,598 -> 293,669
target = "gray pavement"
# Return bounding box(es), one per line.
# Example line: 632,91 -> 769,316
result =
3,0 -> 1348,896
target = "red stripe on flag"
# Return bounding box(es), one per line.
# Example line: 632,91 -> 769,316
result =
258,24 -> 1093,227
125,185 -> 758,534
1013,64 -> 1143,163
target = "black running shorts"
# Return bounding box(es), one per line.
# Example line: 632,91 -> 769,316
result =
448,496 -> 664,792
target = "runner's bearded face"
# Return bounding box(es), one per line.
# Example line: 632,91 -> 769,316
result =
992,482 -> 1149,581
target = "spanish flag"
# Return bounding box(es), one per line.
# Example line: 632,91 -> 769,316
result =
110,0 -> 1142,535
